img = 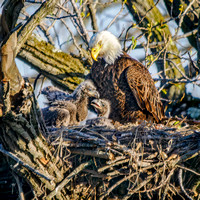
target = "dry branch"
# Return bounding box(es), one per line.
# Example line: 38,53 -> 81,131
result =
46,160 -> 93,199
0,145 -> 53,181
164,0 -> 200,49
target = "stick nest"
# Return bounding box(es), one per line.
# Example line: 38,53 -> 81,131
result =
47,122 -> 200,200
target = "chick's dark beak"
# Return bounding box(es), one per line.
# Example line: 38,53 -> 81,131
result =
95,91 -> 100,98
90,90 -> 99,98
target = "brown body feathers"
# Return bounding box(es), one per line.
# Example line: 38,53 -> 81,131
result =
88,52 -> 165,123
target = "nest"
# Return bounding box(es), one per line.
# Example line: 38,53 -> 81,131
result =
47,122 -> 200,200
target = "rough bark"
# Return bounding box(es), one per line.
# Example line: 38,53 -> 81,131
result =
0,0 -> 24,98
0,1 -> 67,198
126,0 -> 185,100
198,12 -> 200,68
0,0 -> 24,41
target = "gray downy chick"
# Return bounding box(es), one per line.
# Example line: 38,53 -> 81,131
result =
87,98 -> 115,129
91,98 -> 111,118
42,79 -> 99,127
42,101 -> 77,127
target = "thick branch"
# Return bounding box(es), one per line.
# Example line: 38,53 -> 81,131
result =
46,160 -> 93,199
0,0 -> 24,40
16,0 -> 57,55
88,0 -> 98,31
18,35 -> 88,91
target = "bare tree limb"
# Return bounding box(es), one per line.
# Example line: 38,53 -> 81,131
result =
16,0 -> 58,55
106,2 -> 124,30
164,0 -> 200,49
70,0 -> 90,45
0,144 -> 53,181
87,0 -> 99,32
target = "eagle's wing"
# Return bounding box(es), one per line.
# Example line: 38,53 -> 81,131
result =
125,62 -> 164,122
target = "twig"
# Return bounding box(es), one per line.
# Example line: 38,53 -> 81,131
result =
177,165 -> 200,176
137,168 -> 176,194
178,169 -> 193,200
70,0 -> 90,45
46,15 -> 73,20
38,23 -> 55,45
46,160 -> 93,199
126,28 -> 198,50
98,158 -> 130,173
105,3 -> 124,30
12,173 -> 25,200
60,18 -> 89,59
100,172 -> 137,200
174,0 -> 196,37
137,0 -> 161,27
155,77 -> 200,85
70,149 -> 109,159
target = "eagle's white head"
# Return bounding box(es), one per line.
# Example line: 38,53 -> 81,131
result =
89,31 -> 123,65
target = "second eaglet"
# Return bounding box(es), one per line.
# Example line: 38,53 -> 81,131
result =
88,31 -> 165,123
42,80 -> 99,127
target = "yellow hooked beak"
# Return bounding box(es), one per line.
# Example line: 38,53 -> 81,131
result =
91,43 -> 102,61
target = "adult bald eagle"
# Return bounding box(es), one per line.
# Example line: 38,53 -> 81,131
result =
87,31 -> 165,123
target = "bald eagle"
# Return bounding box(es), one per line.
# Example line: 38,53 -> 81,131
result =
88,31 -> 165,123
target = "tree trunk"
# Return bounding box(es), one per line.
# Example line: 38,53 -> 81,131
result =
0,1 -> 67,198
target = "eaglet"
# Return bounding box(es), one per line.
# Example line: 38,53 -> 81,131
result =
42,80 -> 99,127
86,98 -> 114,129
